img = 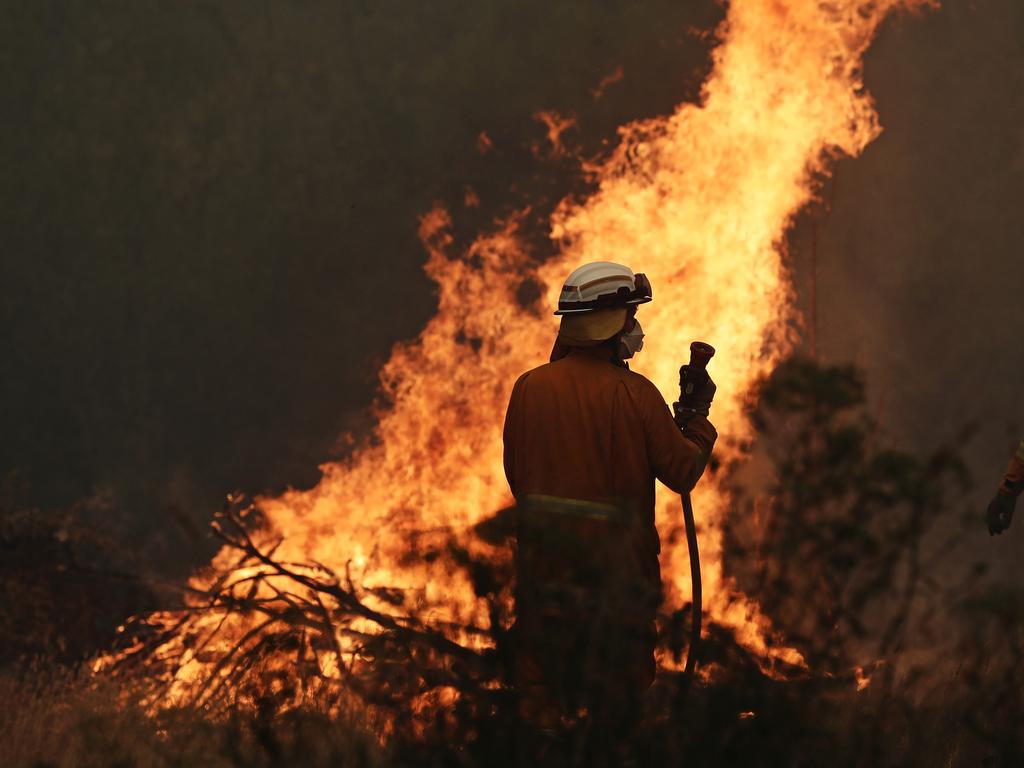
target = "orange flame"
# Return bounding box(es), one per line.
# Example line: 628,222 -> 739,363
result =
145,0 -> 936,698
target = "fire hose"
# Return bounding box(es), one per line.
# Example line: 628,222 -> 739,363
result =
676,341 -> 715,683
681,490 -> 702,681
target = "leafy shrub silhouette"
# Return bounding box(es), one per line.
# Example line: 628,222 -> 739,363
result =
724,356 -> 971,677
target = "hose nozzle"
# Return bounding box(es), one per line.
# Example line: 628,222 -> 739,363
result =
688,341 -> 716,371
676,340 -> 717,423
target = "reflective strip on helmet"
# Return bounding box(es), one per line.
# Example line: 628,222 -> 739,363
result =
556,274 -> 652,313
555,263 -> 653,314
565,274 -> 634,294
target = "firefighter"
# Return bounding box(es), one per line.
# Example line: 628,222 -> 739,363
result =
502,261 -> 717,760
986,438 -> 1024,535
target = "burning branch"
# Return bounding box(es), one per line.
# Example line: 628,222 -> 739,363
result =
107,497 -> 508,727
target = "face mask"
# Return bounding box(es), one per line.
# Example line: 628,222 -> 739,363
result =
618,320 -> 645,359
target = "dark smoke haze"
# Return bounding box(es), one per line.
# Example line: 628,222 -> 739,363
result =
1,0 -> 1021,578
791,0 -> 1024,581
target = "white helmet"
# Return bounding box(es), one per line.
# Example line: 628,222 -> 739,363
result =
554,261 -> 652,315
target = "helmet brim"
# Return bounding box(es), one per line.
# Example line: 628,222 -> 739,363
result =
553,295 -> 651,316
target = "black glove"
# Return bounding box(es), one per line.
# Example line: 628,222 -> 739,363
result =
674,373 -> 717,426
986,489 -> 1017,535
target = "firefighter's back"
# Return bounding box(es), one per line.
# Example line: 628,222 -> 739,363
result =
502,346 -> 659,510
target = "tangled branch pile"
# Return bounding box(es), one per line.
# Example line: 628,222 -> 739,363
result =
107,500 -> 514,746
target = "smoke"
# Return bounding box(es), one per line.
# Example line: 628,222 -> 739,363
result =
789,0 -> 1024,580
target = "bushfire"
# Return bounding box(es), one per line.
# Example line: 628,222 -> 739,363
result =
104,0 -> 934,721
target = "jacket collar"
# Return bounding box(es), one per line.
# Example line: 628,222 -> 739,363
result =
565,342 -> 628,369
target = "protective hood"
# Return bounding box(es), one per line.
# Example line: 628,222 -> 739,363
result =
556,307 -> 628,347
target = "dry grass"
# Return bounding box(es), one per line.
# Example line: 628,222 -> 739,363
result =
4,654 -> 1024,767
0,662 -> 388,768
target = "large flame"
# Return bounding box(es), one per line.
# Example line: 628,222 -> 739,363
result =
158,0 -> 934,693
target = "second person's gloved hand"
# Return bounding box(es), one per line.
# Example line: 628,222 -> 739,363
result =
986,489 -> 1017,535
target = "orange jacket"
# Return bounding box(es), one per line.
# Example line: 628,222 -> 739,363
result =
999,439 -> 1024,496
502,345 -> 717,560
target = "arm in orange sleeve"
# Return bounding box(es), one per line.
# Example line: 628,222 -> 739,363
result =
637,378 -> 718,495
502,373 -> 529,498
999,439 -> 1024,496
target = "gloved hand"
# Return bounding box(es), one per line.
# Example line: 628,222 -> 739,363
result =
986,489 -> 1017,535
674,374 -> 717,425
